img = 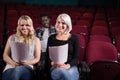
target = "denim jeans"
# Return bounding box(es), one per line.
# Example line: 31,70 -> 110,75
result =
2,66 -> 33,80
50,66 -> 79,80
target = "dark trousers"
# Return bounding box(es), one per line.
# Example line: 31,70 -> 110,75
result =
35,52 -> 48,80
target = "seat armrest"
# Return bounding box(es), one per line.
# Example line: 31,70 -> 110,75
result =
78,61 -> 90,73
78,61 -> 90,80
0,59 -> 6,79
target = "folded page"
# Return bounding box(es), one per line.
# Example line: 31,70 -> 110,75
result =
10,41 -> 29,62
49,44 -> 68,64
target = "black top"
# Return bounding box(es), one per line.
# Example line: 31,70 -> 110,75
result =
45,34 -> 80,70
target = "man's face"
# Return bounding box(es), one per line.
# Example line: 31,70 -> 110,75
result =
41,16 -> 50,27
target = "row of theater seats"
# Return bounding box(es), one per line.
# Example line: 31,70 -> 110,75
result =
73,17 -> 120,79
77,34 -> 120,80
0,3 -> 120,80
0,4 -> 120,32
72,8 -> 120,80
69,6 -> 120,80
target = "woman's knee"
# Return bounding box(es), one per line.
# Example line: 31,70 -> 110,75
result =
68,66 -> 79,75
51,68 -> 70,79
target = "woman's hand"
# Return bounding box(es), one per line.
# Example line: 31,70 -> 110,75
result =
60,64 -> 70,69
17,60 -> 30,65
52,62 -> 70,69
11,62 -> 20,67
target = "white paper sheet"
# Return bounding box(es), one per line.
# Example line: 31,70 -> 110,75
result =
10,41 -> 29,62
49,44 -> 68,64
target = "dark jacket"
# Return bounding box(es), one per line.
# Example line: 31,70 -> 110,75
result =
36,26 -> 56,40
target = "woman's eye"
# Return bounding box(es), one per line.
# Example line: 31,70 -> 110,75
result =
62,22 -> 65,25
57,22 -> 60,24
20,24 -> 30,26
20,24 -> 24,26
26,24 -> 30,26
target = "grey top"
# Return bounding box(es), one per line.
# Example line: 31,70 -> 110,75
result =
3,34 -> 35,72
10,34 -> 35,61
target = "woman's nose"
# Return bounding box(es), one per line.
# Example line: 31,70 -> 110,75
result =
58,23 -> 62,27
22,25 -> 27,29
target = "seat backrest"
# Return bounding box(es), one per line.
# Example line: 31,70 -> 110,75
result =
76,34 -> 87,63
109,20 -> 120,28
115,35 -> 120,52
71,25 -> 89,36
110,26 -> 120,38
93,20 -> 108,27
90,61 -> 120,80
86,41 -> 118,66
89,35 -> 112,43
91,26 -> 109,36
76,20 -> 91,28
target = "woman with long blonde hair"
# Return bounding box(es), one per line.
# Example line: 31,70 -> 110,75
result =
2,15 -> 41,80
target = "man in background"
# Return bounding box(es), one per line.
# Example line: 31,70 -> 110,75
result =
35,13 -> 56,80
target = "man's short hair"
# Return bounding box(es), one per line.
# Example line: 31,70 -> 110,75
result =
40,13 -> 51,20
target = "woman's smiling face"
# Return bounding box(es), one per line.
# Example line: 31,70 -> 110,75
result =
19,19 -> 31,36
55,17 -> 68,34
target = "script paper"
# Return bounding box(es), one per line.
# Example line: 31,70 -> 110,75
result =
10,41 -> 29,62
49,44 -> 68,64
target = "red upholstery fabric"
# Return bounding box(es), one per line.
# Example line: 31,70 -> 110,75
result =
76,34 -> 87,63
110,27 -> 120,38
75,20 -> 91,28
91,26 -> 109,36
93,20 -> 108,27
89,35 -> 112,43
71,25 -> 89,36
86,41 -> 118,66
115,35 -> 120,52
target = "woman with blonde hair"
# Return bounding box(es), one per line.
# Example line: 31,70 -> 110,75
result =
45,13 -> 80,80
2,15 -> 41,80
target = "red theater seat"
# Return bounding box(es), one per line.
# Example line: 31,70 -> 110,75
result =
90,61 -> 120,80
91,26 -> 109,36
89,35 -> 112,43
86,41 -> 118,66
